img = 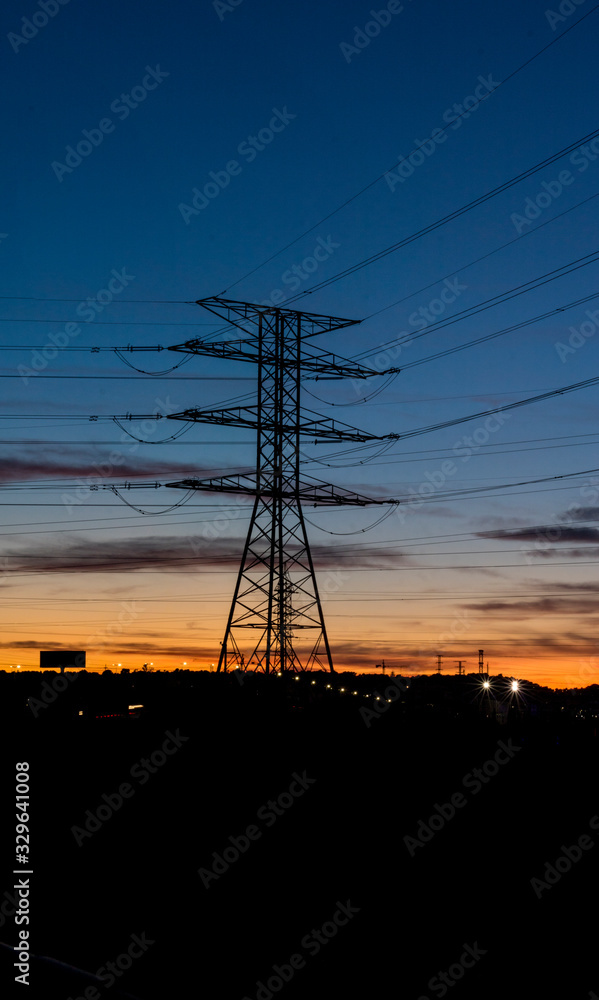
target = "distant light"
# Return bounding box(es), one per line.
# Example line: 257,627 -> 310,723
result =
295,676 -> 300,681
353,691 -> 358,695
78,710 -> 83,716
326,684 -> 331,689
128,704 -> 143,710
311,680 -> 316,685
512,681 -> 519,692
277,672 -> 282,676
483,681 -> 490,689
340,687 -> 345,692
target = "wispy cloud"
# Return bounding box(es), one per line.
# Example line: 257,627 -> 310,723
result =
1,534 -> 410,575
0,447 -> 215,484
476,526 -> 599,543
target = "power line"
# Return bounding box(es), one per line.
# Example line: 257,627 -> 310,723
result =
221,5 -> 599,294
4,370 -> 599,439
352,251 -> 599,360
362,191 -> 599,322
398,290 -> 599,372
390,375 -> 599,441
0,481 -> 592,506
285,131 -> 599,303
5,560 -> 599,578
3,463 -> 597,504
0,374 -> 255,380
0,319 -> 221,327
0,297 -> 193,304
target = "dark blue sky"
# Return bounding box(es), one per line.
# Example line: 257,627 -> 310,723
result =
2,0 -> 599,683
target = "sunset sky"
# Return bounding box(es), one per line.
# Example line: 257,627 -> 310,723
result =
2,0 -> 599,687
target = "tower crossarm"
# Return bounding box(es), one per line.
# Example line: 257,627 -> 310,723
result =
167,405 -> 395,442
167,337 -> 389,379
164,473 -> 397,507
191,295 -> 361,338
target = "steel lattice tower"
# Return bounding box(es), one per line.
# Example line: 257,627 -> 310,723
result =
164,297 -> 398,674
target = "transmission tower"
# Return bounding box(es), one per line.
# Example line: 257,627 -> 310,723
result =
164,297 -> 398,674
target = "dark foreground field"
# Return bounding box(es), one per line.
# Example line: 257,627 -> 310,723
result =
2,670 -> 598,999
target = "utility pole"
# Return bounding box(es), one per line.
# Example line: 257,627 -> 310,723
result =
455,660 -> 466,675
164,297 -> 398,674
436,654 -> 442,674
478,649 -> 484,674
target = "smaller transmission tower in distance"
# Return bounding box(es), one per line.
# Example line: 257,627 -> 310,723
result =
165,297 -> 398,675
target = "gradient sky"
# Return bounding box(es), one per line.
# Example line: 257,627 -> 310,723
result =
2,0 -> 599,686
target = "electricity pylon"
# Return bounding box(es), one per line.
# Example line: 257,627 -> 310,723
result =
165,297 -> 398,674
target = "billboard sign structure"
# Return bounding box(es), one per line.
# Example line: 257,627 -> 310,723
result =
40,651 -> 86,673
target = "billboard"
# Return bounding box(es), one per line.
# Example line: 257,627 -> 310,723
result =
40,651 -> 86,672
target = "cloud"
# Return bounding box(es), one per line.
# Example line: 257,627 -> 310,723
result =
1,533 -> 409,576
461,596 -> 599,618
528,546 -> 599,560
558,506 -> 599,522
538,581 -> 599,592
475,526 -> 599,544
0,448 -> 215,485
471,515 -> 530,531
